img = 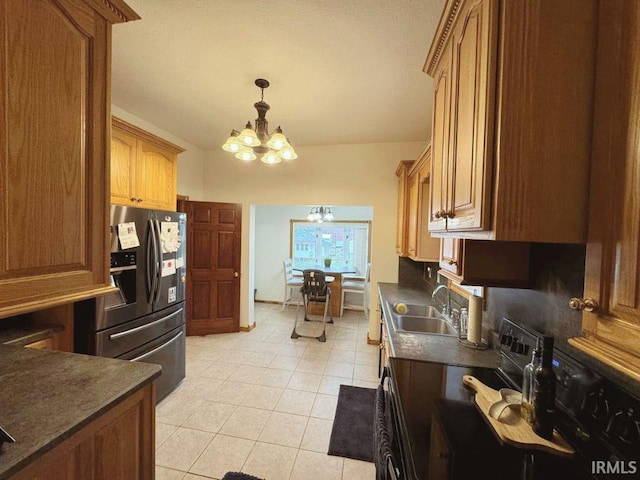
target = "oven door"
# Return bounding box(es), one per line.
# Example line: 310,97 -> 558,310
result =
374,367 -> 404,480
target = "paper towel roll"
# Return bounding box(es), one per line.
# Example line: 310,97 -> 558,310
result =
468,294 -> 483,344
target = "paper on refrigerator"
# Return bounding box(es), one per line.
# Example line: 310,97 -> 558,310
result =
160,221 -> 181,253
117,222 -> 140,249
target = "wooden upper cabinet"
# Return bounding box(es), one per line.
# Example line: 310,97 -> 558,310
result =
395,161 -> 413,256
425,0 -> 598,243
406,144 -> 440,262
428,42 -> 452,233
111,117 -> 185,212
568,1 -> 640,382
0,0 -> 139,319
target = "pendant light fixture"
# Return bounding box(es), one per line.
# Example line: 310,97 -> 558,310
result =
307,206 -> 334,223
222,79 -> 298,164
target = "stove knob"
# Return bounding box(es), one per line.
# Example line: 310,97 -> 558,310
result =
588,390 -> 610,420
611,409 -> 640,445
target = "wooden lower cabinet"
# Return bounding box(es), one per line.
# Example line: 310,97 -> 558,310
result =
10,384 -> 155,480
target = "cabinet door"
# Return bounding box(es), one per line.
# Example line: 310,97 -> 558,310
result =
428,42 -> 452,233
446,0 -> 498,231
439,237 -> 461,276
414,157 -> 441,261
406,172 -> 420,258
395,162 -> 411,256
136,139 -> 178,211
0,0 -> 110,317
568,2 -> 640,381
111,127 -> 138,206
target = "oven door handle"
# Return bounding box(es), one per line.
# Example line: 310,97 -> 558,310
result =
129,330 -> 183,362
109,308 -> 183,340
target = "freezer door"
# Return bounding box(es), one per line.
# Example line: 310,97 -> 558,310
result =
91,303 -> 185,358
118,323 -> 186,403
152,209 -> 187,311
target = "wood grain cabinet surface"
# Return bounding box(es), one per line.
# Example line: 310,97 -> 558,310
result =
425,0 -> 598,243
395,160 -> 413,256
406,144 -> 441,262
10,384 -> 155,480
0,0 -> 139,320
111,117 -> 185,212
568,1 -> 640,382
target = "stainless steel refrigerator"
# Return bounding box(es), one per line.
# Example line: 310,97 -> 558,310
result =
75,205 -> 187,403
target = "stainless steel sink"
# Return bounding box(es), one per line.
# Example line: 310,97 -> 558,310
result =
386,301 -> 456,335
386,302 -> 443,318
392,315 -> 456,335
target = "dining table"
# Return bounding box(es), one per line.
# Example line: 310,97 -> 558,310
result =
293,264 -> 357,318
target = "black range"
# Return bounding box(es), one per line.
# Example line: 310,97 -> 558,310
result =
375,317 -> 640,480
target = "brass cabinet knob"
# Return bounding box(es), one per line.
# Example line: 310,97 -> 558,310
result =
137,198 -> 143,203
448,259 -> 457,266
569,297 -> 598,312
130,197 -> 136,202
445,210 -> 455,218
434,210 -> 442,219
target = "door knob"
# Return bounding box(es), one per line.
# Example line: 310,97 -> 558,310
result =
234,272 -> 239,278
569,297 -> 598,312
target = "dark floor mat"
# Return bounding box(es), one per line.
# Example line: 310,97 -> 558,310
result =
328,384 -> 376,463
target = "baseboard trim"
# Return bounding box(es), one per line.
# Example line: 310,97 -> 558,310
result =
254,299 -> 281,305
239,323 -> 256,332
367,333 -> 380,345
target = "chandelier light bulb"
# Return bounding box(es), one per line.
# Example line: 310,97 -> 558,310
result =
235,147 -> 257,161
261,150 -> 281,164
222,79 -> 297,165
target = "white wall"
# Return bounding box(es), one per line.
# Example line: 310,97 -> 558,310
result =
203,141 -> 427,340
111,105 -> 205,200
254,205 -> 373,303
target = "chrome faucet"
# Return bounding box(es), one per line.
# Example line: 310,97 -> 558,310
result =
431,284 -> 451,316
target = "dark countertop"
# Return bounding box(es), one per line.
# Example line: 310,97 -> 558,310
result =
0,345 -> 161,479
378,282 -> 501,369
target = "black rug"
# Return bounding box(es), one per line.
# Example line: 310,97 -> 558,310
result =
328,384 -> 376,463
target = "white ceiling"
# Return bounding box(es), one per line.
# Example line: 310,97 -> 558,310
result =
111,0 -> 446,150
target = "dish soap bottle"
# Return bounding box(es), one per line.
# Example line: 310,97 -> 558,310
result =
532,335 -> 556,439
521,338 -> 541,425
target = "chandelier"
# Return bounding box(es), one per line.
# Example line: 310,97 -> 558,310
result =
222,78 -> 298,164
307,206 -> 334,223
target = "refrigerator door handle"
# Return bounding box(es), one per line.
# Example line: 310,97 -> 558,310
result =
129,330 -> 183,362
146,219 -> 157,303
153,219 -> 163,303
109,308 -> 184,340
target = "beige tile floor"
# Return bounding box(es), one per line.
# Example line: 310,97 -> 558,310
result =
156,302 -> 379,480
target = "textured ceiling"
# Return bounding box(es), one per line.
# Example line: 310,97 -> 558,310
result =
111,0 -> 446,150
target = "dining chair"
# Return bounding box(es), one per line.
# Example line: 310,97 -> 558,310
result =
282,259 -> 303,310
291,269 -> 332,342
340,262 -> 370,317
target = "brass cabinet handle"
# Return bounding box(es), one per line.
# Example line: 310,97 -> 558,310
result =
445,210 -> 455,218
448,259 -> 457,266
137,198 -> 143,203
130,197 -> 137,202
434,211 -> 442,219
569,297 -> 598,312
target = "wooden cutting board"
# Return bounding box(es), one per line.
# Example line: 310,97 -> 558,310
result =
462,375 -> 575,457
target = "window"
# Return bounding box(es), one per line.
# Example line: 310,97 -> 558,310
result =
290,221 -> 371,275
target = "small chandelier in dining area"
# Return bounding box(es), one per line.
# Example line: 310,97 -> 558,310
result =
221,78 -> 298,165
307,206 -> 334,223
